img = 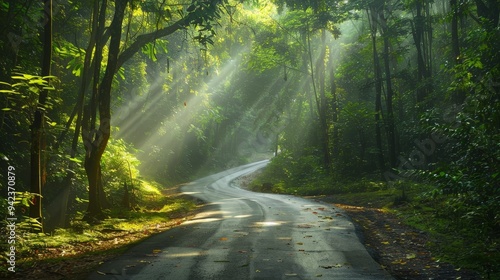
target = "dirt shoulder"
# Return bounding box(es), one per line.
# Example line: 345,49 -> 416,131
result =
320,198 -> 482,280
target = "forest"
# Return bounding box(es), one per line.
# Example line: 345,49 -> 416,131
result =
0,0 -> 499,278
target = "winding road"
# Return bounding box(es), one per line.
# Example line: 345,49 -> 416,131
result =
88,160 -> 393,279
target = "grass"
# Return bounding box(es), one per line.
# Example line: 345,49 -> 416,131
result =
336,189 -> 499,278
0,181 -> 199,278
18,197 -> 196,250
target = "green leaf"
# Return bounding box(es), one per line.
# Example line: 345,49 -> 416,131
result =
28,79 -> 47,86
11,75 -> 29,80
117,67 -> 125,80
68,157 -> 82,163
0,90 -> 17,94
2,108 -> 12,111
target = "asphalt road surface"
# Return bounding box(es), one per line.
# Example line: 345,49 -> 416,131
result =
88,160 -> 393,280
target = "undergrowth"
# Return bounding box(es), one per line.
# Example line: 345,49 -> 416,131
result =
19,196 -> 195,250
0,181 -> 197,276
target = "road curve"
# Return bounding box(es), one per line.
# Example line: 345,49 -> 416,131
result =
88,160 -> 393,280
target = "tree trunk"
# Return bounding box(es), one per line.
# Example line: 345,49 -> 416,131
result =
330,68 -> 339,158
83,0 -> 128,221
29,0 -> 52,231
317,29 -> 331,169
450,0 -> 460,61
411,0 -> 428,105
368,8 -> 386,178
381,16 -> 398,168
84,152 -> 103,220
450,0 -> 465,103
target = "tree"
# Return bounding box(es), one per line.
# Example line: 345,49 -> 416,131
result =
29,0 -> 53,231
367,2 -> 386,176
408,0 -> 433,106
379,4 -> 397,169
76,0 -> 228,221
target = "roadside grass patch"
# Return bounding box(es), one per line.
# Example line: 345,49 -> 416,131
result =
394,193 -> 500,278
7,180 -> 197,270
332,186 -> 500,278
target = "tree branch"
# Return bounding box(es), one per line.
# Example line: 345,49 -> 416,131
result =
117,16 -> 190,68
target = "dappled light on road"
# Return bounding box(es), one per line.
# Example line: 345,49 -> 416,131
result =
182,217 -> 222,225
253,221 -> 286,227
89,162 -> 393,280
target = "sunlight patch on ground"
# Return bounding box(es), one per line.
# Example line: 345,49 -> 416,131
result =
182,217 -> 222,224
254,221 -> 286,227
164,248 -> 202,258
182,191 -> 201,195
328,226 -> 349,230
232,214 -> 252,218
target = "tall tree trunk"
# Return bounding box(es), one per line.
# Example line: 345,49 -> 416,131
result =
450,0 -> 460,61
368,8 -> 386,178
316,29 -> 331,169
381,15 -> 398,168
411,0 -> 430,105
330,68 -> 339,159
450,0 -> 466,103
29,0 -> 52,231
300,31 -> 315,121
83,0 -> 128,221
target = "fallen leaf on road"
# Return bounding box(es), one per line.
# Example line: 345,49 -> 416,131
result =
322,264 -> 343,269
406,253 -> 416,259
